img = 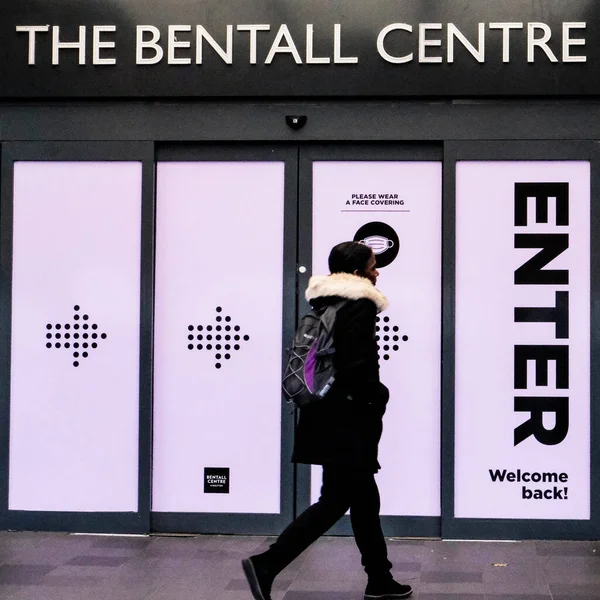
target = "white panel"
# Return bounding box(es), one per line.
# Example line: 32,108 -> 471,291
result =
9,161 -> 142,512
455,161 -> 590,520
153,162 -> 285,513
311,161 -> 442,517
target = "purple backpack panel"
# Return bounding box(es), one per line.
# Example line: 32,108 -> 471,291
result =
304,343 -> 317,393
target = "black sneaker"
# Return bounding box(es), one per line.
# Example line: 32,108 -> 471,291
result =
364,577 -> 412,599
242,556 -> 273,600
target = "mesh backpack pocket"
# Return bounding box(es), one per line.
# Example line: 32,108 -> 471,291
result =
282,301 -> 345,409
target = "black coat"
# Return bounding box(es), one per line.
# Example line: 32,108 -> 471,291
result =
292,293 -> 389,473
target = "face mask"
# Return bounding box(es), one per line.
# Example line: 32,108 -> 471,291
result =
360,235 -> 394,255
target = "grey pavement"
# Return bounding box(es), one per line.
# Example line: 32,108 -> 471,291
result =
0,532 -> 598,599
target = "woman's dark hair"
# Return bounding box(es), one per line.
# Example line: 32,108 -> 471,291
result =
328,241 -> 373,275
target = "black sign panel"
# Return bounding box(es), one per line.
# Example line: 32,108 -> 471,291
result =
1,0 -> 599,98
204,468 -> 230,494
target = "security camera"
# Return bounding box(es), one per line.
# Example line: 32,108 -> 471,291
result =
286,115 -> 307,130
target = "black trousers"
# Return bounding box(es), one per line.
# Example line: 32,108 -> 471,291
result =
262,464 -> 393,579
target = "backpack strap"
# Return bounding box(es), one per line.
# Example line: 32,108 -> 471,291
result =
314,299 -> 346,329
314,299 -> 347,356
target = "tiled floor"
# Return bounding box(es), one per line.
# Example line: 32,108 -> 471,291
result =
0,532 -> 598,600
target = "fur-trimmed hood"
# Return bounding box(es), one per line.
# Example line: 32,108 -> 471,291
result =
305,273 -> 389,313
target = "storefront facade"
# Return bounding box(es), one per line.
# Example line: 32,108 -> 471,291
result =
0,0 -> 598,540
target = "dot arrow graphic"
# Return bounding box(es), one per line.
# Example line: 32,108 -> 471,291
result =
45,304 -> 108,368
187,306 -> 250,369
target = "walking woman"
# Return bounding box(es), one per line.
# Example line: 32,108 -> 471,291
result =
243,241 -> 412,600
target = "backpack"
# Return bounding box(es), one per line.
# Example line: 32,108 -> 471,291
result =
282,301 -> 346,409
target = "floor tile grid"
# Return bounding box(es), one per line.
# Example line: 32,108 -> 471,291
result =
1,534 -> 600,599
0,534 -> 238,600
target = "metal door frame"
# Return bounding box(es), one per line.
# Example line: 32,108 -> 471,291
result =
297,143 -> 444,538
150,143 -> 298,535
0,141 -> 155,533
441,140 -> 600,540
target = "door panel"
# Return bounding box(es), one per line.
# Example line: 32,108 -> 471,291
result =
10,161 -> 142,512
455,160 -> 590,521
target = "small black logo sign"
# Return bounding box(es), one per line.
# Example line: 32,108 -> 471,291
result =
204,468 -> 230,494
45,305 -> 108,367
354,222 -> 400,269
